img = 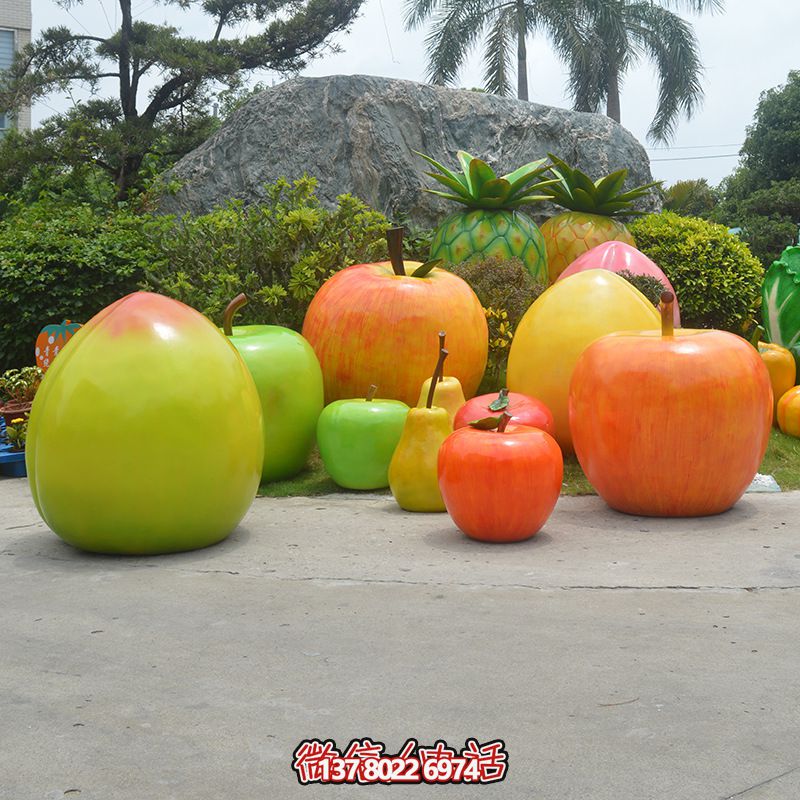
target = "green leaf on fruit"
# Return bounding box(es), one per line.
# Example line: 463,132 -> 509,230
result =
412,259 -> 443,278
468,416 -> 501,430
488,393 -> 510,412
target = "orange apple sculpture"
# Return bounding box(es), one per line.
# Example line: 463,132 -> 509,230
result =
507,269 -> 660,453
302,228 -> 488,406
438,412 -> 563,542
569,291 -> 773,517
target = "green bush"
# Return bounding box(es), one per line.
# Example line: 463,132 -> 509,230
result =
450,255 -> 545,392
0,199 -> 164,370
145,176 -> 390,331
628,211 -> 764,332
617,269 -> 668,307
711,177 -> 800,268
393,219 -> 435,262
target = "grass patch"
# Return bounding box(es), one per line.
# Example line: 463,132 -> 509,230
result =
259,448 -> 597,498
258,451 -> 344,498
258,428 -> 800,499
760,428 -> 800,490
258,450 -> 389,498
561,455 -> 595,496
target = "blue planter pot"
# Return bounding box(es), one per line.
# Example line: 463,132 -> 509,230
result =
0,419 -> 26,477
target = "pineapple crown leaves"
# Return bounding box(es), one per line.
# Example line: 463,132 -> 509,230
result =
415,150 -> 558,210
544,154 -> 661,217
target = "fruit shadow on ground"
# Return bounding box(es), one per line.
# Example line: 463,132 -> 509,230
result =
258,430 -> 800,499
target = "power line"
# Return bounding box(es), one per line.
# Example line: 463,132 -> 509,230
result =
377,0 -> 399,65
650,153 -> 741,162
97,0 -> 114,34
647,143 -> 742,151
64,7 -> 92,35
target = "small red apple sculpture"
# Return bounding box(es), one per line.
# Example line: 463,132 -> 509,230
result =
558,240 -> 681,326
302,228 -> 488,406
453,388 -> 554,435
438,412 -> 563,542
569,291 -> 773,517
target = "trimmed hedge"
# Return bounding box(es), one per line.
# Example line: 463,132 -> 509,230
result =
144,176 -> 390,331
0,199 -> 165,370
629,211 -> 764,332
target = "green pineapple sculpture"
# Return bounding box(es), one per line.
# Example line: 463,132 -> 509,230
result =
418,151 -> 554,283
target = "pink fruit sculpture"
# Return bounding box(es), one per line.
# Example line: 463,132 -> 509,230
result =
557,241 -> 681,326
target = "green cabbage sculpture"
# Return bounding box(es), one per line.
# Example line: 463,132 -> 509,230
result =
762,245 -> 800,369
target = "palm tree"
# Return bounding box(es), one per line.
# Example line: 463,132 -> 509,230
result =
406,0 -> 722,144
567,0 -> 724,142
404,0 -> 586,102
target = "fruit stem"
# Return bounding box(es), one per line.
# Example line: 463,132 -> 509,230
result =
366,384 -> 378,402
497,411 -> 512,433
426,348 -> 448,409
659,291 -> 674,338
750,325 -> 765,348
223,293 -> 248,336
387,227 -> 405,277
438,331 -> 446,382
494,388 -> 509,408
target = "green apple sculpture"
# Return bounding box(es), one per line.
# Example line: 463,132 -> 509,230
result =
26,292 -> 264,555
223,294 -> 324,482
317,384 -> 409,490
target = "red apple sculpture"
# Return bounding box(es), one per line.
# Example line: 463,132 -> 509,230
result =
569,291 -> 773,517
557,240 -> 681,326
302,228 -> 487,406
438,412 -> 563,542
453,388 -> 554,435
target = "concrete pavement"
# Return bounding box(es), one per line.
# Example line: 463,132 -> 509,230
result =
1,477 -> 800,800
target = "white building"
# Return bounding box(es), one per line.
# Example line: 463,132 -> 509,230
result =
0,0 -> 32,133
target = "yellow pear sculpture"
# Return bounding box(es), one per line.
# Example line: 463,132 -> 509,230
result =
389,348 -> 451,512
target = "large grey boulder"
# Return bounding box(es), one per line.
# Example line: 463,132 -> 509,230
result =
161,74 -> 658,226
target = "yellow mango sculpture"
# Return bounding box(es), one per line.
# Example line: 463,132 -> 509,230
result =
507,269 -> 661,453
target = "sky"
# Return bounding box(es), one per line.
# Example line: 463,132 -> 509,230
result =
29,0 -> 800,187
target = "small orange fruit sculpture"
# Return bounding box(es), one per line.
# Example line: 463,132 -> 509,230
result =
777,386 -> 800,438
35,320 -> 82,370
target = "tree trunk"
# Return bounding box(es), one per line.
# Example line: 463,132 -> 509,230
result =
115,152 -> 144,202
516,0 -> 528,101
118,0 -> 136,119
606,61 -> 621,123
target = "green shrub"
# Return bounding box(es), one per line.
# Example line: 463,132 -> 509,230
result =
145,176 -> 390,331
450,255 -> 545,391
628,211 -> 764,332
617,269 -> 668,307
0,199 -> 164,370
393,219 -> 435,262
711,177 -> 800,268
0,366 -> 43,404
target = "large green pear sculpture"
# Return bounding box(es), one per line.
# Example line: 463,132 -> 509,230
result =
26,292 -> 264,555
